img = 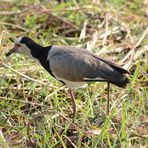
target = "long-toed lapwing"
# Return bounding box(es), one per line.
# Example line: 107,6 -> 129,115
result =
6,37 -> 129,117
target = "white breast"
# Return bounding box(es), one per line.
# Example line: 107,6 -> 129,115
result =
53,74 -> 88,89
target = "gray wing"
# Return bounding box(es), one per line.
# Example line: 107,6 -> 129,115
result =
49,49 -> 127,85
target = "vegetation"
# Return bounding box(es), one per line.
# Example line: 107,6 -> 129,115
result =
0,0 -> 147,147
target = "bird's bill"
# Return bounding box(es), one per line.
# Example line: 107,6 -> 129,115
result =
6,46 -> 18,57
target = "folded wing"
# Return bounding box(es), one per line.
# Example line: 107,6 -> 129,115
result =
49,47 -> 129,87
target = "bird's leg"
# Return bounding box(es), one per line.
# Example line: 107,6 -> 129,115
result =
107,82 -> 110,115
68,89 -> 76,118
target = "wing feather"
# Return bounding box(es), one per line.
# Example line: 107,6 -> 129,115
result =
49,49 -> 127,86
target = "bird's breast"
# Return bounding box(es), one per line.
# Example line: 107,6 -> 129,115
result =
53,73 -> 88,89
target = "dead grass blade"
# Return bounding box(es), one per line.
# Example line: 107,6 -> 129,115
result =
2,62 -> 58,89
120,26 -> 148,69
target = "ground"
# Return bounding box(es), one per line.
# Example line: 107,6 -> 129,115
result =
0,0 -> 148,147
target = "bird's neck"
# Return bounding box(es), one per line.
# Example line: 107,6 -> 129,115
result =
35,46 -> 52,61
28,41 -> 49,59
31,45 -> 54,77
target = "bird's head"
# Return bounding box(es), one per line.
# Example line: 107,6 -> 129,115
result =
6,37 -> 36,58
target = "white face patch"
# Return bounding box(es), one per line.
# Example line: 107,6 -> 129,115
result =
16,44 -> 31,56
14,37 -> 34,60
12,37 -> 40,63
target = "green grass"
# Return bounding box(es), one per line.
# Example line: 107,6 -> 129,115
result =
0,0 -> 148,147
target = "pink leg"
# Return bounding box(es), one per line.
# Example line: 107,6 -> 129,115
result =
69,89 -> 76,118
107,82 -> 110,115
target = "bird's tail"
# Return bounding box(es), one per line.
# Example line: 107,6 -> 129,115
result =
109,75 -> 129,88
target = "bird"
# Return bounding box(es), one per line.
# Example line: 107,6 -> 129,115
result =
6,36 -> 129,117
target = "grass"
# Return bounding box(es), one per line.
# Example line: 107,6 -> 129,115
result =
0,0 -> 148,147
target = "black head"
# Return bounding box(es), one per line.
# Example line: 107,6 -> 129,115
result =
20,36 -> 35,46
6,36 -> 43,58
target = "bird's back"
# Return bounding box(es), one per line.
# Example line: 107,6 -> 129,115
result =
47,46 -> 129,88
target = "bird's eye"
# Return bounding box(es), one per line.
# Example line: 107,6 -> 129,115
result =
16,44 -> 21,47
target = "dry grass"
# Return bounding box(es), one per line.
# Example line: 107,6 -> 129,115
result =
0,0 -> 148,147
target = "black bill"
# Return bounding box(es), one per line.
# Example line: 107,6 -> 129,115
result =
6,47 -> 16,57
